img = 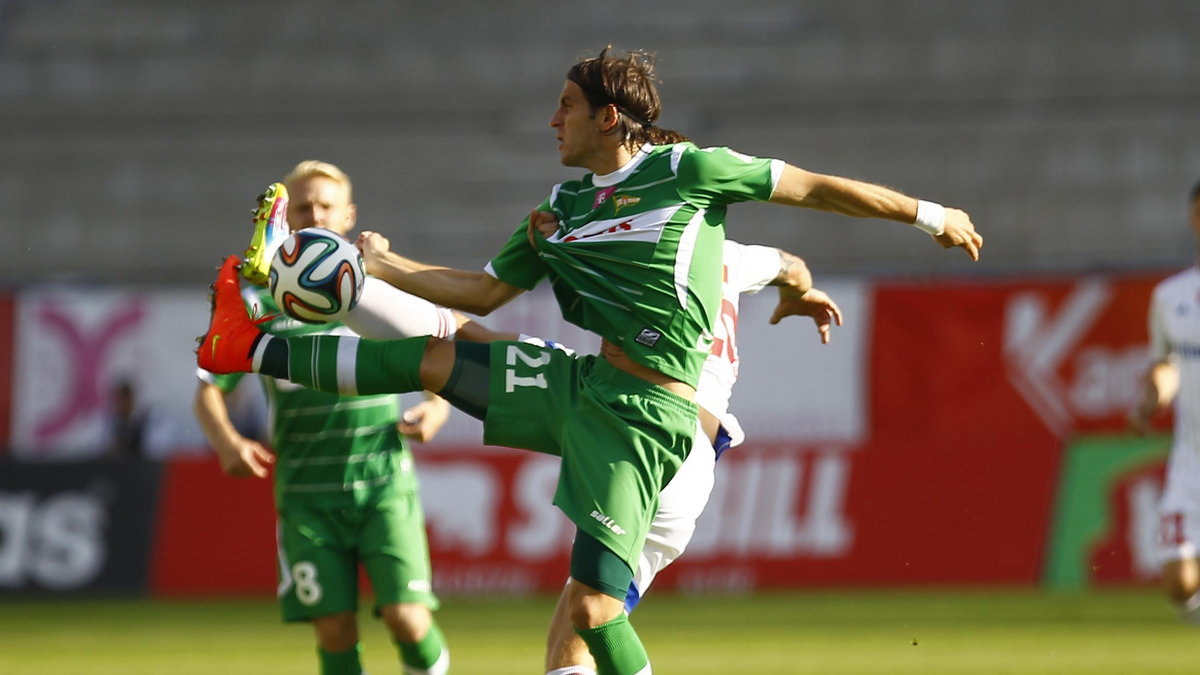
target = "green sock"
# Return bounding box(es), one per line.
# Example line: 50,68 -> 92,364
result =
260,335 -> 428,395
575,613 -> 649,675
396,621 -> 447,673
317,643 -> 362,675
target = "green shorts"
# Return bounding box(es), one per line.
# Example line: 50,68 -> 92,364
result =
276,490 -> 438,622
482,340 -> 698,570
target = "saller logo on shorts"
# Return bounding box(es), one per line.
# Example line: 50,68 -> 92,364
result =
635,328 -> 661,347
590,510 -> 627,536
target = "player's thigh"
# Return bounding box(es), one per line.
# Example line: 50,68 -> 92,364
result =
556,360 -> 698,569
635,425 -> 717,598
360,491 -> 439,610
277,507 -> 359,621
1159,444 -> 1200,566
656,424 -> 717,526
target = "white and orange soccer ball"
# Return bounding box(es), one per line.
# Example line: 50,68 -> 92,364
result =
268,228 -> 365,324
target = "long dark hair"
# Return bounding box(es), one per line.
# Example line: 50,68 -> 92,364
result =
566,46 -> 689,148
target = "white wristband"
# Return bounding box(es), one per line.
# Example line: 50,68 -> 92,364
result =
913,200 -> 946,236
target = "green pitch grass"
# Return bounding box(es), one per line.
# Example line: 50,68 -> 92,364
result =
0,588 -> 1194,674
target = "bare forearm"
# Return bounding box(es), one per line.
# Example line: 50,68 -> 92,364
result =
193,384 -> 240,450
455,315 -> 520,343
368,251 -> 517,315
766,164 -> 982,261
769,165 -> 917,223
768,249 -> 812,295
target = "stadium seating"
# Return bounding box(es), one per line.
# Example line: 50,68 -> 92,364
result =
1,0 -> 1198,284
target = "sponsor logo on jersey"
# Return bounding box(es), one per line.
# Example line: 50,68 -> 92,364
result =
592,187 -> 616,210
635,328 -> 661,347
563,220 -> 632,243
552,205 -> 677,245
612,194 -> 641,215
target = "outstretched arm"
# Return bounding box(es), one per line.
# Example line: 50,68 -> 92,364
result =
357,230 -> 524,315
768,165 -> 983,261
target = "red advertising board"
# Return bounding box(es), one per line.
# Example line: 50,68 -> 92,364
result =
148,441 -> 1061,596
872,274 -> 1165,442
150,455 -> 278,595
871,273 -> 1169,587
144,271 -> 1175,596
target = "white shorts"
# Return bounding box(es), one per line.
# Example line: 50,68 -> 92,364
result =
628,424 -> 718,608
1159,442 -> 1200,564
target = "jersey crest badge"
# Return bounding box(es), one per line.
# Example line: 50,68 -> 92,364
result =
613,194 -> 641,215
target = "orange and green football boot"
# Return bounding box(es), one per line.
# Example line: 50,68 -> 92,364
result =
197,256 -> 273,374
241,182 -> 290,286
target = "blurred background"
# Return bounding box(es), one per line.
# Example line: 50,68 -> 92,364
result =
1,0 -> 1198,620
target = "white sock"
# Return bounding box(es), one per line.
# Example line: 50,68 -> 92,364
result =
404,647 -> 449,675
344,276 -> 457,340
1175,592 -> 1200,625
546,667 -> 597,675
250,335 -> 273,372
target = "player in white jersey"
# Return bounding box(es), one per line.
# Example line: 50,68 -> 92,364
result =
632,239 -> 838,606
1130,180 -> 1200,623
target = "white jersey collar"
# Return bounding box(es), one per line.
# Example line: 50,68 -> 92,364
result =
592,144 -> 655,188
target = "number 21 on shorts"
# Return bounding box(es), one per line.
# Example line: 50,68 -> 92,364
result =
505,345 -> 550,392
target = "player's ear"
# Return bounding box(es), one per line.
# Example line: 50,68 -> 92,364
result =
599,104 -> 620,132
344,203 -> 357,233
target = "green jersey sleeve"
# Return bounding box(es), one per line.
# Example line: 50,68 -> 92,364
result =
674,144 -> 782,209
484,200 -> 552,290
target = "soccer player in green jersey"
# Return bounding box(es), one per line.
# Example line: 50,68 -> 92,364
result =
199,48 -> 982,675
194,161 -> 452,675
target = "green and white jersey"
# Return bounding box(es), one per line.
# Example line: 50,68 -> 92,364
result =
201,286 -> 417,510
486,142 -> 782,387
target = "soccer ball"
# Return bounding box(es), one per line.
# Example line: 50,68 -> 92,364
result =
269,228 -> 365,324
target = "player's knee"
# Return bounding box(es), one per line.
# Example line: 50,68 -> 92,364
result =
1164,573 -> 1198,603
1162,558 -> 1200,603
419,337 -> 456,391
313,611 -> 359,652
566,592 -> 620,630
381,602 -> 432,643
